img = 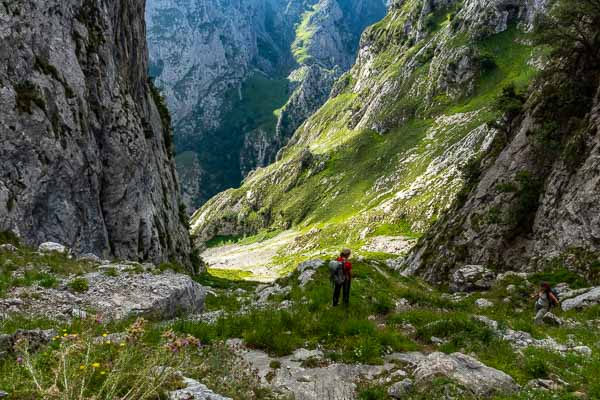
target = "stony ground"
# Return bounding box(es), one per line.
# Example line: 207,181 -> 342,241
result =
1,239 -> 600,399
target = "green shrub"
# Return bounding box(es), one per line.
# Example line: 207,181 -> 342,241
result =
0,230 -> 20,246
496,84 -> 526,119
524,356 -> 549,379
68,277 -> 89,293
103,267 -> 119,277
357,384 -> 388,400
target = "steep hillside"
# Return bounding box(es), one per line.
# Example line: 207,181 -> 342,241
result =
0,0 -> 191,265
146,0 -> 387,210
191,0 -> 546,262
406,0 -> 600,284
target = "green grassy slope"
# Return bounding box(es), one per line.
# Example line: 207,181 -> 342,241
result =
191,1 -> 540,262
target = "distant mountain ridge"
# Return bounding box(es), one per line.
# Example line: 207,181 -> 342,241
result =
146,0 -> 387,210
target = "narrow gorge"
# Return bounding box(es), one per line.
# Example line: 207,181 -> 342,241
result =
146,0 -> 387,209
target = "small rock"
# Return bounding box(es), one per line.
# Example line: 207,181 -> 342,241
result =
0,244 -> 17,252
78,253 -> 101,263
38,242 -> 68,254
430,336 -> 445,345
71,308 -> 87,319
291,348 -> 324,362
388,378 -> 413,399
390,369 -> 408,378
572,346 -> 592,356
297,259 -> 324,273
502,297 -> 511,304
0,390 -> 8,398
169,376 -> 232,400
506,284 -> 517,293
526,378 -> 564,391
475,298 -> 494,309
542,312 -> 563,326
298,269 -> 317,287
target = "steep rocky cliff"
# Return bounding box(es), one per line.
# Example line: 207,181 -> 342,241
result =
191,0 -> 548,253
406,1 -> 600,283
0,0 -> 191,265
146,0 -> 387,210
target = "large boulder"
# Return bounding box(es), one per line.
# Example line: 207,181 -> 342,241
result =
3,272 -> 206,321
450,265 -> 495,292
413,352 -> 519,398
562,287 -> 600,311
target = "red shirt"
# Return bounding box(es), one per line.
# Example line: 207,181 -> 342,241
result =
337,257 -> 352,278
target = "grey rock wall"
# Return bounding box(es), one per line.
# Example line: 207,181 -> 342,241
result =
0,0 -> 191,265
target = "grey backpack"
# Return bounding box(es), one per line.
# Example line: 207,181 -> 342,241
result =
328,260 -> 345,285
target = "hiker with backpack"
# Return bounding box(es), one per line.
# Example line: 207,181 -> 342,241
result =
329,249 -> 352,307
533,282 -> 560,324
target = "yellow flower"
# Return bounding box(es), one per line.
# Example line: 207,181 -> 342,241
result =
100,371 -> 107,375
102,333 -> 108,337
106,340 -> 111,345
63,333 -> 68,337
119,343 -> 126,347
79,365 -> 86,370
62,329 -> 67,332
92,362 -> 100,369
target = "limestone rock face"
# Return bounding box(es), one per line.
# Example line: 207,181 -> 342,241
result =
0,0 -> 191,265
406,59 -> 600,285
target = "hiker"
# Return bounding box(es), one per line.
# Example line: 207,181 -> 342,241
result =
533,282 -> 560,324
331,249 -> 352,307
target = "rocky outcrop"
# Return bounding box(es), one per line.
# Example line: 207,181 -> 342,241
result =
147,0 -> 387,208
0,0 -> 191,265
411,352 -> 519,397
1,269 -> 206,321
405,8 -> 600,283
562,287 -> 600,312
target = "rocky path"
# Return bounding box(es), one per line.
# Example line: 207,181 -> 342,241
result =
200,230 -> 299,282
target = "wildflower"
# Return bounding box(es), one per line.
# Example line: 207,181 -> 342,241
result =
100,371 -> 107,375
16,357 -> 23,365
92,362 -> 100,369
79,365 -> 86,370
106,340 -> 111,345
62,329 -> 67,332
102,333 -> 108,338
63,333 -> 68,337
119,343 -> 126,347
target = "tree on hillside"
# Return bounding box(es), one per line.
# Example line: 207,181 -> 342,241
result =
535,0 -> 600,66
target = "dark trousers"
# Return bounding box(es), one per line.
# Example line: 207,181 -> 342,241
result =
333,279 -> 351,306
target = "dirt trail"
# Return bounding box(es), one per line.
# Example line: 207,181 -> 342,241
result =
201,230 -> 299,282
